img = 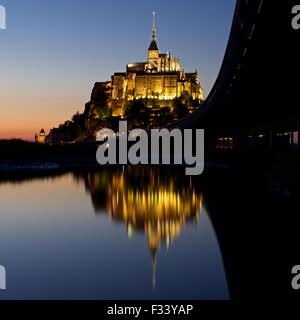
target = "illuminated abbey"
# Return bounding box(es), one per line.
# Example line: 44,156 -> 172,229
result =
109,12 -> 204,116
42,13 -> 204,144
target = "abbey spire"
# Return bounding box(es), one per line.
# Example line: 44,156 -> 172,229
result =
152,11 -> 157,40
148,12 -> 159,52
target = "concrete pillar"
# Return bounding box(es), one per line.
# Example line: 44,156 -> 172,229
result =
249,132 -> 253,148
269,128 -> 273,150
290,131 -> 294,149
297,119 -> 300,149
233,134 -> 237,149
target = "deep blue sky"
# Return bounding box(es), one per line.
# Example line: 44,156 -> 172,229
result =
0,0 -> 236,139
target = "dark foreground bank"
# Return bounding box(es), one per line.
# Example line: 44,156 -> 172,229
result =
1,139 -> 300,179
0,139 -> 99,167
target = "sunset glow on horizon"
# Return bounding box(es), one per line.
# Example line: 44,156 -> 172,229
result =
0,0 -> 235,140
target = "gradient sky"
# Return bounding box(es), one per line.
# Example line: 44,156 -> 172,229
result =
0,0 -> 235,140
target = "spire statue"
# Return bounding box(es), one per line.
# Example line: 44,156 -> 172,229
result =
152,11 -> 157,40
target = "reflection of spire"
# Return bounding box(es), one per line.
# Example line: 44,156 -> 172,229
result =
147,222 -> 160,290
82,167 -> 203,289
127,223 -> 134,239
151,248 -> 157,290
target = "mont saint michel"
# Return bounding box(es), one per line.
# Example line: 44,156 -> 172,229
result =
39,13 -> 204,145
108,12 -> 204,115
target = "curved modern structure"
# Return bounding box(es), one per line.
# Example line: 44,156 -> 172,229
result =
179,0 -> 300,299
176,0 -> 299,147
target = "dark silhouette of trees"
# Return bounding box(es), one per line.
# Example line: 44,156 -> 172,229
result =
124,99 -> 150,129
94,104 -> 112,120
172,98 -> 189,120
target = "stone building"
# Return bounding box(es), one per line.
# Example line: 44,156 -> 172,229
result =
35,129 -> 46,144
109,12 -> 204,116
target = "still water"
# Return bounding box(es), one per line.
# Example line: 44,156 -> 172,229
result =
0,166 -> 229,300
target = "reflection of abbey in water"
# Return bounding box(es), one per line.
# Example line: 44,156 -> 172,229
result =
79,167 -> 203,288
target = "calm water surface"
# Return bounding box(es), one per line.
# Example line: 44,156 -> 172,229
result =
0,167 -> 229,300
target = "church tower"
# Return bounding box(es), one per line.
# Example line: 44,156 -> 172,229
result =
147,12 -> 160,70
